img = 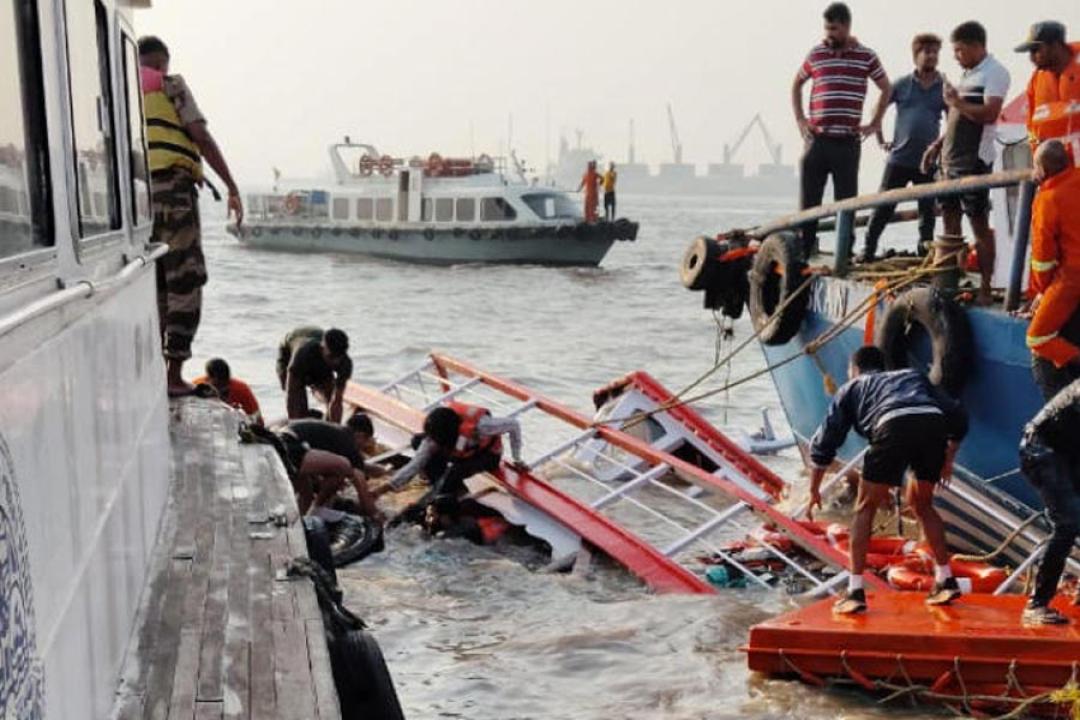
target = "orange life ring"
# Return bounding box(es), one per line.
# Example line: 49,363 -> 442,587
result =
886,556 -> 1008,593
283,193 -> 301,215
358,154 -> 375,177
832,536 -> 917,571
427,152 -> 444,177
759,532 -> 795,553
378,154 -> 395,177
825,523 -> 850,546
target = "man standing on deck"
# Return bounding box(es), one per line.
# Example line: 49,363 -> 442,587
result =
921,22 -> 1010,307
1026,141 -> 1080,383
1017,21 -> 1080,161
276,326 -> 353,423
1017,375 -> 1080,625
859,34 -> 947,263
791,2 -> 891,260
578,160 -> 601,223
807,346 -> 969,614
139,37 -> 243,396
602,162 -> 618,222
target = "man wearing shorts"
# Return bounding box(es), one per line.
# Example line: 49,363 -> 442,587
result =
808,346 -> 969,614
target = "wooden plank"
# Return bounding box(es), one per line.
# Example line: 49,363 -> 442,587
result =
197,521 -> 230,702
222,639 -> 250,720
305,619 -> 341,720
273,620 -> 318,720
194,700 -> 224,720
249,541 -> 276,718
166,629 -> 202,720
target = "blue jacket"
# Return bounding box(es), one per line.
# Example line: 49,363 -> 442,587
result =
809,369 -> 969,467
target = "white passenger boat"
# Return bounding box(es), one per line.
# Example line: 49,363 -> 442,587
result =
229,140 -> 639,266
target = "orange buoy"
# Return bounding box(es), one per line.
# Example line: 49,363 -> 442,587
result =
832,536 -> 917,571
476,516 -> 510,544
886,555 -> 1008,593
283,193 -> 301,215
378,154 -> 395,177
427,152 -> 444,177
358,154 -> 376,176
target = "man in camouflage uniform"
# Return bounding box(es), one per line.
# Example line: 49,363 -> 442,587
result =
139,36 -> 243,395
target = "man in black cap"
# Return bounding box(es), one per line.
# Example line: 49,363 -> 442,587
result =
1017,21 -> 1080,155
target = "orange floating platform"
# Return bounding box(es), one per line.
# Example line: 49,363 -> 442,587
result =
746,591 -> 1080,715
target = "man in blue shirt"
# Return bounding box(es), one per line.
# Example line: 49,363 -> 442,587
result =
808,346 -> 968,614
860,34 -> 948,262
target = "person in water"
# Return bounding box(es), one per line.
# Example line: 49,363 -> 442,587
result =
602,162 -> 617,222
276,326 -> 352,422
1027,140 -> 1080,389
577,160 -> 601,223
1018,375 -> 1080,625
374,402 -> 526,499
860,33 -> 947,262
193,357 -> 262,424
808,346 -> 968,614
138,36 -> 243,396
921,21 -> 1011,306
279,413 -> 383,520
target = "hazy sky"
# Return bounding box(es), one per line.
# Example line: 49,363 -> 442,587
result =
141,1 -> 1078,189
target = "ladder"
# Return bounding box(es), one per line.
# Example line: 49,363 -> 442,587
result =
347,354 -> 888,595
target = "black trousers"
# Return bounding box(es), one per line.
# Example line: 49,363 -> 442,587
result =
799,135 -> 861,258
603,192 -> 616,221
424,450 -> 501,496
1021,439 -> 1080,606
863,162 -> 936,258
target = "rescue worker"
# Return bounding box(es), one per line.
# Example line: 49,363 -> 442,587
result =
1016,21 -> 1080,160
602,162 -> 617,221
138,37 -> 243,396
193,358 -> 262,425
1017,375 -> 1080,624
807,346 -> 968,614
1027,141 -> 1080,384
577,160 -> 601,223
374,402 -> 526,500
276,326 -> 352,422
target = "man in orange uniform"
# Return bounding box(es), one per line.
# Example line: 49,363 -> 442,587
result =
1027,140 -> 1080,375
193,358 -> 263,425
1017,21 -> 1080,160
577,160 -> 601,223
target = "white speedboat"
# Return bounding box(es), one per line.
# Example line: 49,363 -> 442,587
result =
229,140 -> 639,266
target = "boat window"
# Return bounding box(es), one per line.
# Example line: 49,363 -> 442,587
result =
65,0 -> 121,238
455,198 -> 475,222
480,197 -> 517,222
332,197 -> 350,220
521,192 -> 578,220
421,197 -> 433,222
356,197 -> 373,220
435,197 -> 453,222
375,197 -> 393,222
0,0 -> 52,260
121,35 -> 150,226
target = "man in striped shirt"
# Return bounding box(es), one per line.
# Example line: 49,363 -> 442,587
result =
792,2 -> 891,258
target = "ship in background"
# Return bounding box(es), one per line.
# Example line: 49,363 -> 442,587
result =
547,106 -> 798,198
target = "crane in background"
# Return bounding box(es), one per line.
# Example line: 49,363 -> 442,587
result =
667,103 -> 683,164
723,114 -> 783,166
628,118 -> 636,164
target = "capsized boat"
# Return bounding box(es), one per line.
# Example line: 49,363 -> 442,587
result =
228,139 -> 639,266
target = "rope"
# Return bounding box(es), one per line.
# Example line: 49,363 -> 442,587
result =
952,510 -> 1047,564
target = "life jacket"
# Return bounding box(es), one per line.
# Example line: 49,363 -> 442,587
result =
446,401 -> 503,460
141,66 -> 203,179
1027,43 -> 1080,165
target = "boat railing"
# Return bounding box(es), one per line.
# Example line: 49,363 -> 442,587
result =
745,168 -> 1035,310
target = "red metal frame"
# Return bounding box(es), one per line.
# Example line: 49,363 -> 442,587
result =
344,380 -> 714,595
428,354 -> 888,591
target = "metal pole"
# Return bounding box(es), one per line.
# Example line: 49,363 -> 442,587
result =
1005,180 -> 1036,312
833,210 -> 855,277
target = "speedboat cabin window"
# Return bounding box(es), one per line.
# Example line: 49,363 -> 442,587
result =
481,197 -> 517,222
357,197 -> 373,221
121,35 -> 150,226
332,197 -> 350,220
455,198 -> 475,222
65,0 -> 121,238
421,198 -> 433,222
0,0 -> 52,260
435,198 -> 453,222
522,192 -> 577,221
375,197 -> 393,222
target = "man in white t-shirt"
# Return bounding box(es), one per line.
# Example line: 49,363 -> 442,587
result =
922,21 -> 1011,305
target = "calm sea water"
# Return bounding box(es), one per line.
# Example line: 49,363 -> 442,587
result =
193,195 -> 940,720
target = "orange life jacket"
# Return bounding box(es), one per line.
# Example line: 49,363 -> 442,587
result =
1026,42 -> 1080,164
446,401 -> 503,460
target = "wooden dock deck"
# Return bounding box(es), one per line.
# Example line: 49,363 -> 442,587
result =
113,399 -> 341,719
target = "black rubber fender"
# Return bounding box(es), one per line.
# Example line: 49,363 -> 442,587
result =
555,224 -> 572,240
251,226 -> 263,238
329,514 -> 385,568
330,629 -> 406,720
388,229 -> 399,241
423,228 -> 435,241
748,231 -> 810,346
681,235 -> 724,291
468,229 -> 482,241
302,516 -> 339,587
875,286 -> 973,396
